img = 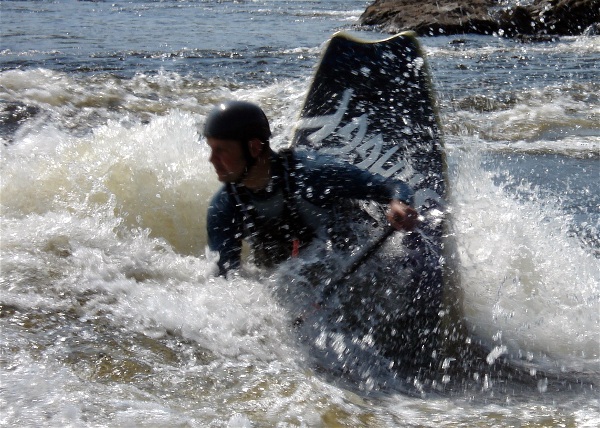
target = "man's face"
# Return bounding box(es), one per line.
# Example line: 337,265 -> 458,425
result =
206,137 -> 247,183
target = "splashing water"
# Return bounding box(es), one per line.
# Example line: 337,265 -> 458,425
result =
1,1 -> 599,425
447,140 -> 599,375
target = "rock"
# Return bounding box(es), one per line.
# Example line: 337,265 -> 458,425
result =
358,0 -> 600,37
0,102 -> 39,143
534,0 -> 600,36
494,0 -> 600,37
360,0 -> 499,36
493,5 -> 533,37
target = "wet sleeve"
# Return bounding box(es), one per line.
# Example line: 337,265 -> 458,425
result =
295,151 -> 414,206
207,187 -> 242,276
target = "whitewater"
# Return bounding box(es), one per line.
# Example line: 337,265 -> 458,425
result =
1,1 -> 598,426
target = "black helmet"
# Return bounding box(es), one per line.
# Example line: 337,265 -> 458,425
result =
203,100 -> 271,143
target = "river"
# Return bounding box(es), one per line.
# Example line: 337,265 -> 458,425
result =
1,1 -> 598,426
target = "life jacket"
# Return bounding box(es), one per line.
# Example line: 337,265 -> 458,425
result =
226,150 -> 315,268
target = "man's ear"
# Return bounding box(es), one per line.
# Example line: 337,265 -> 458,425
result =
247,138 -> 264,158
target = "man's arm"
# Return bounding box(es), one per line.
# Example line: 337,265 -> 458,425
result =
294,150 -> 418,231
207,187 -> 243,276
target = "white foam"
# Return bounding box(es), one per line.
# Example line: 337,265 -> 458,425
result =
448,143 -> 599,372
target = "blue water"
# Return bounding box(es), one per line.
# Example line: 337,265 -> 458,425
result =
1,1 -> 599,426
2,0 -> 363,80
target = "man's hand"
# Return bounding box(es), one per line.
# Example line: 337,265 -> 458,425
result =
387,199 -> 419,231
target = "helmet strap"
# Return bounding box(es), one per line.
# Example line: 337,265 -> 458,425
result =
235,139 -> 260,184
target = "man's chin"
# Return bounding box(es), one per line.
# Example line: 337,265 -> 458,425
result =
217,173 -> 237,183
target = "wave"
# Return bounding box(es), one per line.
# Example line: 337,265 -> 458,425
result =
0,68 -> 303,139
440,82 -> 600,154
446,144 -> 599,375
424,33 -> 600,58
2,66 -> 598,162
476,137 -> 600,158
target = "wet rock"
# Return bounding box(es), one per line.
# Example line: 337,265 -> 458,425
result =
359,0 -> 499,36
534,0 -> 599,36
495,0 -> 600,37
0,102 -> 39,142
359,0 -> 600,37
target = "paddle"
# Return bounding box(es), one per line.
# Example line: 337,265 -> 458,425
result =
320,225 -> 396,303
293,225 -> 397,326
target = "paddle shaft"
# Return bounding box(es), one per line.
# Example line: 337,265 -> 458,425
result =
320,226 -> 396,303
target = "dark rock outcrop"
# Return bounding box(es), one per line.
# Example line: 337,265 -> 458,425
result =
0,102 -> 39,143
359,0 -> 600,37
360,0 -> 499,36
495,0 -> 600,37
